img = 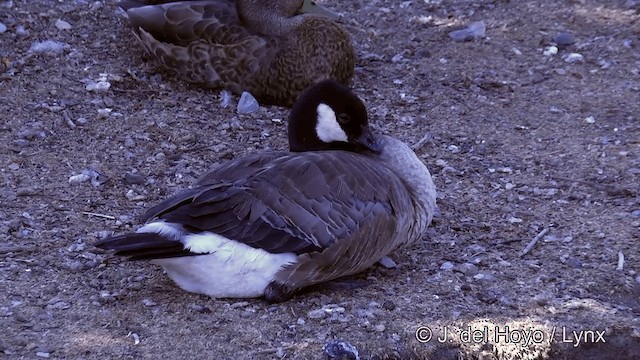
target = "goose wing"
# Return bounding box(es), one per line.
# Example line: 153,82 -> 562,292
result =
141,151 -> 411,256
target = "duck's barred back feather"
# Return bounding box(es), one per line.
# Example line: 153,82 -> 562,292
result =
120,1 -> 354,106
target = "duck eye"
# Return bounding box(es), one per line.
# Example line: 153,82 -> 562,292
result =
337,113 -> 351,125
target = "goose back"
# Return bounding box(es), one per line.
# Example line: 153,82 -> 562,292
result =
138,150 -> 416,259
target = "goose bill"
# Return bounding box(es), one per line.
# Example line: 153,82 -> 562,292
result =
299,0 -> 340,21
354,126 -> 382,154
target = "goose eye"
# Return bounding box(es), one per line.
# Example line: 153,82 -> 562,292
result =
337,113 -> 351,125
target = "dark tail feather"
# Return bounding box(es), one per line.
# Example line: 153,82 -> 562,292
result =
95,233 -> 196,260
118,0 -> 179,11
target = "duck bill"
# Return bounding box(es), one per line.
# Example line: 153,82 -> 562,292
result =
353,126 -> 382,153
299,0 -> 340,21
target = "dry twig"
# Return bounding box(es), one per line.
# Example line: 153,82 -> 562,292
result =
412,132 -> 433,151
82,211 -> 116,220
520,228 -> 549,257
617,251 -> 625,271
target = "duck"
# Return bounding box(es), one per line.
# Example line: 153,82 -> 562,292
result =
95,80 -> 437,302
117,0 -> 355,107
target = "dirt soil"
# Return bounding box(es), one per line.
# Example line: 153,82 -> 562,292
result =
2,0 -> 640,359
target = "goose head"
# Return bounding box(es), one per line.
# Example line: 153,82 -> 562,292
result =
288,80 -> 381,154
238,0 -> 339,36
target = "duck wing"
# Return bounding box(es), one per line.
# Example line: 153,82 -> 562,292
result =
120,1 -> 278,91
121,1 -> 241,46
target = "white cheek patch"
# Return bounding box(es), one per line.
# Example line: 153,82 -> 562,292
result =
315,103 -> 348,143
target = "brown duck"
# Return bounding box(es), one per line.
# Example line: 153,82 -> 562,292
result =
119,0 -> 355,106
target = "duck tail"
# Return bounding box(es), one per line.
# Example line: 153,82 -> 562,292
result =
95,233 -> 194,261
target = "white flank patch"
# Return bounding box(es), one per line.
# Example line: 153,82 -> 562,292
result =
151,232 -> 297,298
315,103 -> 348,143
137,221 -> 185,241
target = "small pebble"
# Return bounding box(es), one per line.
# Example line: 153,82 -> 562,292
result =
67,242 -> 85,253
307,304 -> 344,319
29,40 -> 68,54
46,301 -> 70,310
68,173 -> 91,184
631,210 -> 640,218
62,260 -> 84,272
307,309 -> 327,319
456,263 -> 479,276
535,296 -> 549,306
473,273 -> 495,283
86,81 -> 111,92
374,324 -> 385,332
498,296 -> 515,308
553,32 -> 575,47
16,25 -> 29,37
124,172 -> 145,185
54,19 -> 72,30
440,261 -> 455,271
324,340 -> 360,360
35,352 -> 50,358
466,244 -> 486,253
12,139 -> 30,147
142,299 -> 157,307
543,46 -> 558,56
189,304 -> 212,313
17,128 -> 46,140
97,108 -> 112,118
0,22 -> 6,33
564,53 -> 584,63
567,257 -> 582,268
477,289 -> 500,304
378,256 -> 397,269
449,20 -> 485,42
230,301 -> 249,309
237,91 -> 259,113
382,300 -> 396,311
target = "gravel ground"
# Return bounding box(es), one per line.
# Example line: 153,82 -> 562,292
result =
1,0 -> 640,359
